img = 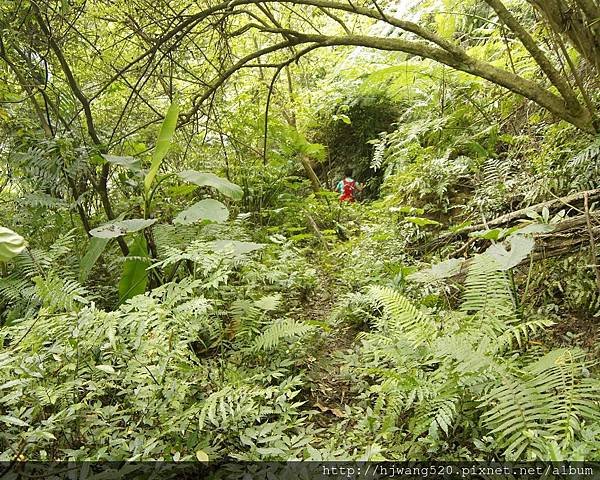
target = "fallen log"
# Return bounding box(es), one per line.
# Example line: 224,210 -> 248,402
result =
450,217 -> 600,280
420,188 -> 600,253
533,225 -> 600,261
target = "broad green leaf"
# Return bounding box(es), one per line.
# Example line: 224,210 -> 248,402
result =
405,216 -> 441,227
90,219 -> 157,238
178,170 -> 243,200
95,365 -> 116,374
0,415 -> 29,427
32,431 -> 57,441
144,97 -> 180,192
408,258 -> 465,283
0,227 -> 26,261
102,154 -> 143,172
301,142 -> 327,160
174,199 -> 229,225
79,236 -> 110,282
333,114 -> 352,125
486,235 -> 535,270
513,223 -> 555,235
469,228 -> 505,241
118,235 -> 150,303
282,125 -> 327,161
209,240 -> 264,255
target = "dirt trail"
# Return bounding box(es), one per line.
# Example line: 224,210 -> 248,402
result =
298,266 -> 362,426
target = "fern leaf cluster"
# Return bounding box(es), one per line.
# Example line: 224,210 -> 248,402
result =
354,252 -> 599,460
0,232 -> 86,320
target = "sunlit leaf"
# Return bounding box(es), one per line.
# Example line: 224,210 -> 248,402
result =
513,223 -> 555,235
174,199 -> 229,225
102,154 -> 143,171
79,236 -> 110,282
405,216 -> 441,227
195,450 -> 209,462
0,415 -> 29,427
118,235 -> 150,303
408,258 -> 465,283
0,227 -> 26,261
389,206 -> 425,215
486,235 -> 535,270
178,170 -> 243,200
144,97 -> 180,192
95,365 -> 116,374
470,228 -> 505,241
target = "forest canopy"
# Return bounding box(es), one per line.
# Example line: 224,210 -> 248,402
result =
0,0 -> 599,468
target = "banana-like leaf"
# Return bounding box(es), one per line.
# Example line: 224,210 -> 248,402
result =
90,219 -> 157,239
0,227 -> 26,261
79,236 -> 110,282
174,199 -> 229,225
178,170 -> 243,200
102,154 -> 143,172
144,97 -> 180,193
118,234 -> 150,303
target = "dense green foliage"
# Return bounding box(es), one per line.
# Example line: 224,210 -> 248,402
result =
0,0 -> 599,464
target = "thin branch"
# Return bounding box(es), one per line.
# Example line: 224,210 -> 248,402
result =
181,39 -> 303,125
483,0 -> 582,112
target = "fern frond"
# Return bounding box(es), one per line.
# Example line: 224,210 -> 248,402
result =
33,274 -> 89,312
481,374 -> 548,459
427,393 -> 460,437
253,319 -> 314,351
566,137 -> 600,191
198,385 -> 278,430
370,132 -> 387,171
482,349 -> 600,459
366,286 -> 437,346
0,275 -> 33,304
568,138 -> 600,168
527,349 -> 600,446
461,254 -> 516,322
481,157 -> 511,188
496,318 -> 555,350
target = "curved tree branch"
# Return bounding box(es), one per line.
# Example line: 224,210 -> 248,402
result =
483,0 -> 587,117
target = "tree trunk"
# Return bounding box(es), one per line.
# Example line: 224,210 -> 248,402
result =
300,155 -> 322,192
529,0 -> 600,75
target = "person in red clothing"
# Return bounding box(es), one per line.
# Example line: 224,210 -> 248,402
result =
336,169 -> 363,202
